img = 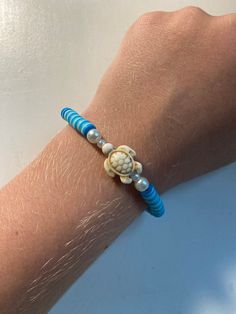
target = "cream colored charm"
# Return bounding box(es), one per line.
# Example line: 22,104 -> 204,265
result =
104,145 -> 143,184
104,159 -> 115,177
134,161 -> 142,174
102,143 -> 114,155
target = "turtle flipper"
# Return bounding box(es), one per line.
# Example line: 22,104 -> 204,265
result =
104,159 -> 115,177
120,176 -> 133,184
134,161 -> 142,174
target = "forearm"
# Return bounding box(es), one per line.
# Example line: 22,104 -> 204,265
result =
0,112 -> 152,314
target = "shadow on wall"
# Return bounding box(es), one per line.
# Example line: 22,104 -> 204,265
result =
50,162 -> 236,314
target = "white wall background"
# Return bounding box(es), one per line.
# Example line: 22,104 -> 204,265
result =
0,1 -> 236,313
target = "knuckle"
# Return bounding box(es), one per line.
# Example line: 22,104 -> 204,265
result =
135,11 -> 165,26
180,6 -> 207,16
174,6 -> 209,30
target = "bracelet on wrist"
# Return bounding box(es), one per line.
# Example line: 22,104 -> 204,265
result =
61,107 -> 165,218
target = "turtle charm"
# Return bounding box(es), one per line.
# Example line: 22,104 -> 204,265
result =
104,145 -> 142,184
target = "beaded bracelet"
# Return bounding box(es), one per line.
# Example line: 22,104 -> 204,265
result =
61,107 -> 165,217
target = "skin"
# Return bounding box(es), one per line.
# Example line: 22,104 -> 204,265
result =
0,7 -> 236,313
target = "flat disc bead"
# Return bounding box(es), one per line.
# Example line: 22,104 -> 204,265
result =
134,177 -> 149,192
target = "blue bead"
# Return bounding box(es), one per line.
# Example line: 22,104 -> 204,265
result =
67,112 -> 78,123
65,110 -> 75,121
140,184 -> 165,218
77,120 -> 89,133
82,123 -> 96,136
61,107 -> 71,118
70,114 -> 80,126
74,117 -> 84,130
61,107 -> 97,138
140,184 -> 152,196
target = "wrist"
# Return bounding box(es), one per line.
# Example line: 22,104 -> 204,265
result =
83,99 -> 170,193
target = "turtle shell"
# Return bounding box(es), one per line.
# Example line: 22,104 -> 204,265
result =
108,149 -> 134,176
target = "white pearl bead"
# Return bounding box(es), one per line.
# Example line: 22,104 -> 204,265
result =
86,129 -> 101,144
102,143 -> 114,155
134,177 -> 149,192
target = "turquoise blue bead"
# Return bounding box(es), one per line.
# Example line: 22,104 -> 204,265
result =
61,107 -> 96,136
140,184 -> 165,217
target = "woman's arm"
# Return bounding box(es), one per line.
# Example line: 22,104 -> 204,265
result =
0,124 -> 146,314
0,7 -> 236,313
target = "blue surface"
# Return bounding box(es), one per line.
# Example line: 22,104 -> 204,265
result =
50,162 -> 236,314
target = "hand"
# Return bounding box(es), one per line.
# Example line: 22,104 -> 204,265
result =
85,7 -> 236,191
